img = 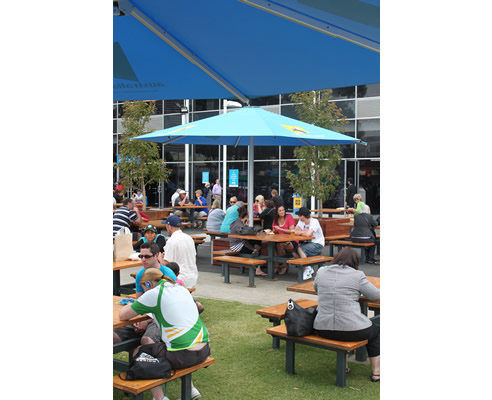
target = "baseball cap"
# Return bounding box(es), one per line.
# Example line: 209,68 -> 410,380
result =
162,215 -> 182,227
295,207 -> 311,217
178,190 -> 186,194
143,224 -> 157,233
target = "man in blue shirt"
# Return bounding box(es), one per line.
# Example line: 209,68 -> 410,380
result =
113,242 -> 177,346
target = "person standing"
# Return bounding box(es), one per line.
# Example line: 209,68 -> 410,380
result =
212,178 -> 222,203
160,215 -> 198,289
204,182 -> 212,206
345,178 -> 357,209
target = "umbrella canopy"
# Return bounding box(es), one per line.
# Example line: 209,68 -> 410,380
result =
133,107 -> 361,225
133,107 -> 362,146
114,0 -> 380,102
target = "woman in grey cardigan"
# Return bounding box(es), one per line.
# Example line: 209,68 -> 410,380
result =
314,247 -> 380,382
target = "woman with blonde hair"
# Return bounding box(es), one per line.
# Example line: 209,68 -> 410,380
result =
120,267 -> 210,400
347,193 -> 367,215
253,194 -> 266,217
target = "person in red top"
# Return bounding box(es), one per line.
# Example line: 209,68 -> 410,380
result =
272,204 -> 298,275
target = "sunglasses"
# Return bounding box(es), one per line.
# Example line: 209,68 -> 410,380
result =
138,254 -> 155,259
230,201 -> 236,204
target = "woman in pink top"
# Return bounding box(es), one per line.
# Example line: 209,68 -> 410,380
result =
272,205 -> 299,275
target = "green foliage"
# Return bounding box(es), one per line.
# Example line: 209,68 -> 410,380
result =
286,90 -> 347,213
116,101 -> 171,208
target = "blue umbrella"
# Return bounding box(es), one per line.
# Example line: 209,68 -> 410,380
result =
133,107 -> 362,224
114,0 -> 379,102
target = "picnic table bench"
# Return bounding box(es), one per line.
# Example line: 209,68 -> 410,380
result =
257,299 -> 318,349
266,324 -> 367,388
213,255 -> 267,287
286,255 -> 334,282
113,357 -> 216,400
328,240 -> 375,264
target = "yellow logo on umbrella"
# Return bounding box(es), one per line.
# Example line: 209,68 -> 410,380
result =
280,125 -> 309,134
169,125 -> 195,134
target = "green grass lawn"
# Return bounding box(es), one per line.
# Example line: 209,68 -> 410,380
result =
114,298 -> 380,399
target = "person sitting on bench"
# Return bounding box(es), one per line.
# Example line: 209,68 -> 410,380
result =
314,247 -> 380,382
350,205 -> 379,265
120,268 -> 211,400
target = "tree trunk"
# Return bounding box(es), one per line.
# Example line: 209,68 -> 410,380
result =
142,182 -> 147,211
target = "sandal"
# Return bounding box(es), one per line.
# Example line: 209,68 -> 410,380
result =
370,374 -> 380,382
278,264 -> 289,275
255,270 -> 268,276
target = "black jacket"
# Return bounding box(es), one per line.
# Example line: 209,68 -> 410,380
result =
350,213 -> 377,241
346,184 -> 357,208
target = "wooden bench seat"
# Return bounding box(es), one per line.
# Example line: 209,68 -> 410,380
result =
257,299 -> 318,349
324,234 -> 350,243
196,216 -> 208,229
113,357 -> 215,400
328,240 -> 375,264
286,255 -> 334,282
267,324 -> 367,388
213,256 -> 267,287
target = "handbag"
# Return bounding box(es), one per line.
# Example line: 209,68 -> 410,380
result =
284,299 -> 317,337
121,343 -> 174,380
114,227 -> 133,261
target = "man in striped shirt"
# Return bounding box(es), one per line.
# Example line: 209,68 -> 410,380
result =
113,198 -> 142,238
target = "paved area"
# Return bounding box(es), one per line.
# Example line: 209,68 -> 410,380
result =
119,227 -> 380,307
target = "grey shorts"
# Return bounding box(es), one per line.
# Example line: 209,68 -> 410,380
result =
140,342 -> 211,370
114,320 -> 161,342
299,242 -> 324,257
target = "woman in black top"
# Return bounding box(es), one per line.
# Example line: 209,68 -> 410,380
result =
259,200 -> 275,230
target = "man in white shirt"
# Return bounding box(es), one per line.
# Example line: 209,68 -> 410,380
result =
160,215 -> 198,288
294,207 -> 325,280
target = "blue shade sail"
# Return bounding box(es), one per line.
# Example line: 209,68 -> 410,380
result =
114,0 -> 379,102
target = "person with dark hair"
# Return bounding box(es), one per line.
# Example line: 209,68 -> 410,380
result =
229,206 -> 266,276
113,242 -> 177,351
133,224 -> 166,253
314,247 -> 380,382
113,198 -> 142,238
345,178 -> 357,209
270,189 -> 284,208
272,204 -> 298,274
259,199 -> 275,230
350,205 -> 379,264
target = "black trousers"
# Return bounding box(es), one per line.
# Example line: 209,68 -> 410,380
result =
315,322 -> 380,357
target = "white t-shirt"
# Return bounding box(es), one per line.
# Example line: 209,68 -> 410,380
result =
296,218 -> 325,246
164,230 -> 198,288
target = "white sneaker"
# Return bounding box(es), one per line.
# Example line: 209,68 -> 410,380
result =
178,387 -> 201,400
303,266 -> 314,280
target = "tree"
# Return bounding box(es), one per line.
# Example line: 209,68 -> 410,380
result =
286,90 -> 348,217
116,101 -> 171,210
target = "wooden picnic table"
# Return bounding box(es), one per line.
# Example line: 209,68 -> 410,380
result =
227,232 -> 314,279
113,295 -> 150,329
338,221 -> 380,229
310,208 -> 346,217
113,260 -> 142,296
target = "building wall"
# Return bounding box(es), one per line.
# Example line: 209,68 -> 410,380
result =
113,85 -> 380,213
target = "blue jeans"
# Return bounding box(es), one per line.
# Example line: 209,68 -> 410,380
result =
299,242 -> 323,257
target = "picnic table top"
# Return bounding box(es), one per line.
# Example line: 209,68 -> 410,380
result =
113,296 -> 150,329
228,232 -> 314,243
113,260 -> 142,271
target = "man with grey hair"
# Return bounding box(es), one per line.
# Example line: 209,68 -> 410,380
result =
350,204 -> 379,264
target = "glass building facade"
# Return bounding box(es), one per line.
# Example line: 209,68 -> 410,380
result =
113,85 -> 380,213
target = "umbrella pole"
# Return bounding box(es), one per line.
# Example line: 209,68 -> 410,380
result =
248,138 -> 254,227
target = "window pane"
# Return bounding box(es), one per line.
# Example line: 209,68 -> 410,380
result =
280,146 -> 296,159
280,104 -> 299,119
356,119 -> 380,158
280,160 -> 301,211
164,144 -> 185,162
334,120 -> 355,159
164,100 -> 184,114
357,84 -> 380,98
224,161 -> 249,202
357,98 -> 380,118
254,161 -> 279,201
113,104 -> 117,119
164,114 -> 182,128
254,146 -> 279,160
192,111 -> 219,122
333,100 -> 355,118
250,95 -> 280,106
193,162 -> 220,199
227,146 -> 248,161
192,99 -> 219,112
331,86 -> 355,100
154,100 -> 163,115
281,93 -> 295,104
113,119 -> 117,134
194,145 -> 219,162
164,164 -> 185,206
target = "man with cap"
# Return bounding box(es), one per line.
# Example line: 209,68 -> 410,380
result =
173,189 -> 191,220
170,187 -> 182,207
294,207 -> 325,280
113,241 -> 177,347
160,215 -> 198,289
133,224 -> 167,253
